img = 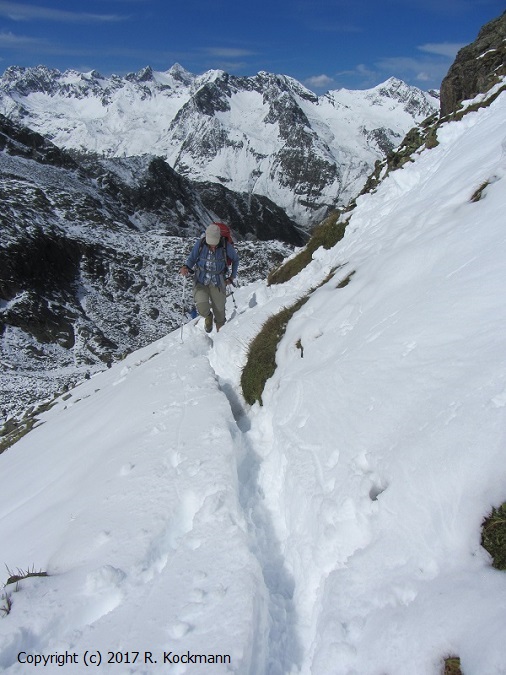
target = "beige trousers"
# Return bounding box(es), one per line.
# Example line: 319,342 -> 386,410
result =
194,282 -> 226,327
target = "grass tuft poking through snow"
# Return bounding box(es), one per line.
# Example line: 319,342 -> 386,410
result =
267,211 -> 346,285
443,656 -> 462,675
5,566 -> 48,586
470,180 -> 490,202
241,296 -> 309,405
242,265 -> 343,405
0,566 -> 49,616
481,502 -> 506,570
336,270 -> 355,288
0,593 -> 12,617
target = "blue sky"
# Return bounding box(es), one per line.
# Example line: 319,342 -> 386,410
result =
0,0 -> 503,92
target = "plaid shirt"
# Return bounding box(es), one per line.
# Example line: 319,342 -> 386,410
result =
201,248 -> 223,286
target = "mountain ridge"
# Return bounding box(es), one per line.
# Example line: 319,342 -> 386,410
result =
0,65 -> 439,225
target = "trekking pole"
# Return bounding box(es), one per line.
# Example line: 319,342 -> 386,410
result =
180,275 -> 187,343
227,280 -> 238,312
230,288 -> 237,310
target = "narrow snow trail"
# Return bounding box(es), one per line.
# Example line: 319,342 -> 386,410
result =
208,363 -> 302,675
207,271 -> 338,675
0,256 -> 332,675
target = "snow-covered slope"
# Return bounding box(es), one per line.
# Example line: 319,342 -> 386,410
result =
0,65 -> 438,224
0,85 -> 505,674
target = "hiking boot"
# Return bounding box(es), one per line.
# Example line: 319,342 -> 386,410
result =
204,311 -> 213,333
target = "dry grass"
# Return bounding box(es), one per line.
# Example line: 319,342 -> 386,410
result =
268,211 -> 346,285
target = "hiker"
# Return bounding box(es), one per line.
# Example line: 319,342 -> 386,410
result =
179,223 -> 239,333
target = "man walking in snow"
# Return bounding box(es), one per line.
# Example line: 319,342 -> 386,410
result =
179,223 -> 239,333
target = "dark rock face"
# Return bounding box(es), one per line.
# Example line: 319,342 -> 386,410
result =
196,182 -> 307,245
0,114 -> 78,169
440,11 -> 506,117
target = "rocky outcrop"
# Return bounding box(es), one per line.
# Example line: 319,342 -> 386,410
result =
440,11 -> 506,117
359,12 -> 506,201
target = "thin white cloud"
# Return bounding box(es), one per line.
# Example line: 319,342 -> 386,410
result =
378,56 -> 429,71
204,48 -> 256,58
0,30 -> 187,71
355,63 -> 378,79
333,52 -> 453,89
305,74 -> 335,89
418,42 -> 465,57
0,1 -> 127,23
199,47 -> 257,73
0,30 -> 46,47
334,63 -> 379,87
384,0 -> 475,13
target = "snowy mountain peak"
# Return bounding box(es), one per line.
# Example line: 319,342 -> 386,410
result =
1,64 -> 61,95
87,69 -> 105,80
0,63 -> 438,224
127,65 -> 154,82
367,77 -> 431,105
376,75 -> 407,90
166,62 -> 195,84
195,68 -> 228,87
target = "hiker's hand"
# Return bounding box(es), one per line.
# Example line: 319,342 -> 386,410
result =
225,277 -> 234,286
180,265 -> 189,276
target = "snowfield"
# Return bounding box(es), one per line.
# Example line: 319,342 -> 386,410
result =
1,86 -> 506,674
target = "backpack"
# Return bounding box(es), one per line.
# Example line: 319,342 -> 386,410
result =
213,222 -> 235,267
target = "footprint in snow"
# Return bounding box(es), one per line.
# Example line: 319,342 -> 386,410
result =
76,565 -> 126,626
119,462 -> 135,476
